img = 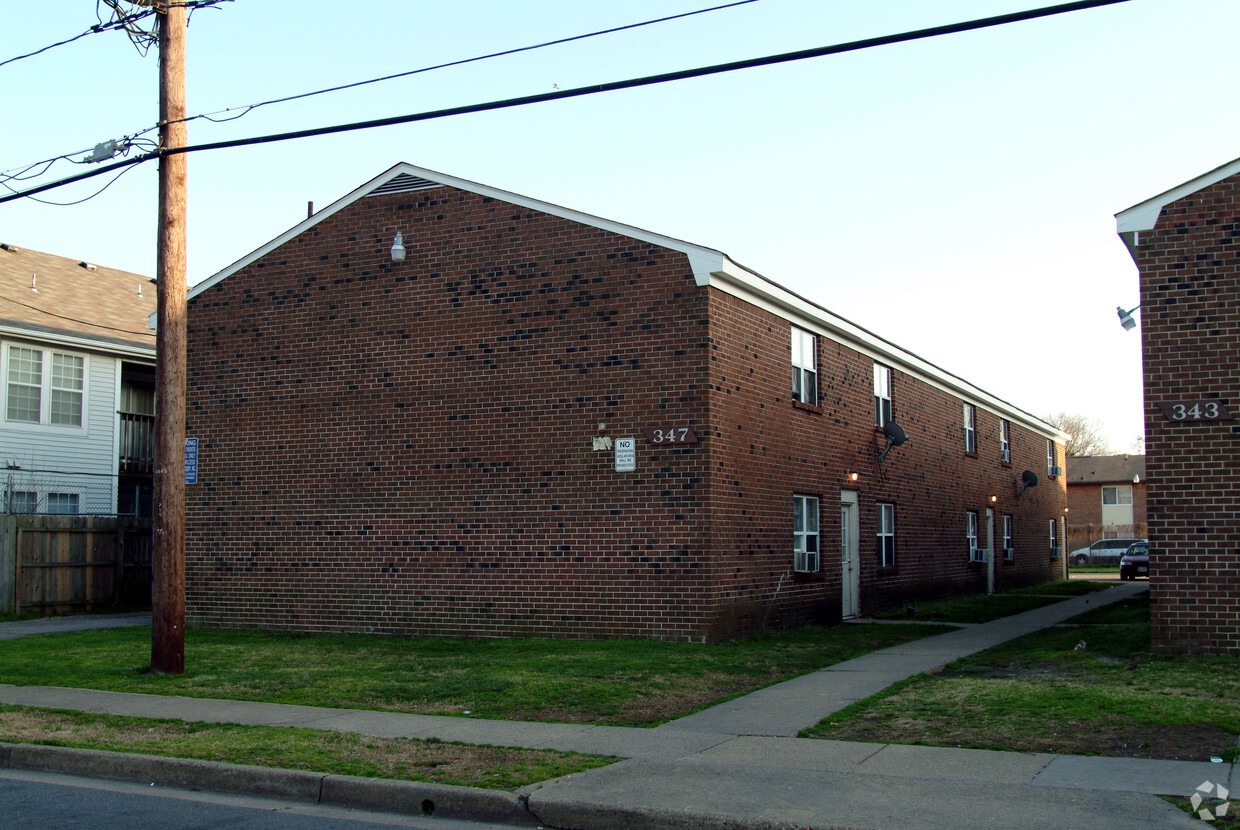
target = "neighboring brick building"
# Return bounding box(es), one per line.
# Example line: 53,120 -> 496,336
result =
182,164 -> 1068,642
1117,157 -> 1240,655
1065,455 -> 1147,546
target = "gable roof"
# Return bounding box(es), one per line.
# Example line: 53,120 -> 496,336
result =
1066,454 -> 1145,486
1115,155 -> 1240,262
187,162 -> 1067,442
0,244 -> 156,359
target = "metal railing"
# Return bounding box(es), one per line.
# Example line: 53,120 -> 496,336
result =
119,411 -> 155,475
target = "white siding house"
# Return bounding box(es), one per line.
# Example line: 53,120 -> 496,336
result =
0,244 -> 156,515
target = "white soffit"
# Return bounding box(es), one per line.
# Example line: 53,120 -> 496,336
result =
186,162 -> 1064,441
1115,155 -> 1240,262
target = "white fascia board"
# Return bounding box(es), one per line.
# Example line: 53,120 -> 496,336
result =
185,163 -> 728,307
701,258 -> 1067,443
0,324 -> 155,362
1115,155 -> 1240,263
182,162 -> 1062,441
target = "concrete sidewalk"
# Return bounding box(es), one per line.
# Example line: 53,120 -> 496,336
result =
0,582 -> 1232,829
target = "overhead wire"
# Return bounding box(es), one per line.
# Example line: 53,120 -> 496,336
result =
0,0 -> 1131,207
0,0 -> 230,68
6,0 -> 760,183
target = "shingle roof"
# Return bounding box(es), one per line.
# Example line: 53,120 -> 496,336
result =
1066,455 -> 1145,485
0,243 -> 156,357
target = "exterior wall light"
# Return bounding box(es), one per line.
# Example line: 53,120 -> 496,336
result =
847,470 -> 859,482
1117,304 -> 1140,331
390,232 -> 406,262
989,495 -> 998,503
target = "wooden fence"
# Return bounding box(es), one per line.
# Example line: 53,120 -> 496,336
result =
0,515 -> 152,615
1066,523 -> 1148,554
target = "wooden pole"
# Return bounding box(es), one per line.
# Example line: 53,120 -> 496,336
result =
152,1 -> 188,675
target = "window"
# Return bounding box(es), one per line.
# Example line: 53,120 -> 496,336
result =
1003,515 -> 1014,559
876,502 -> 895,568
46,493 -> 80,515
791,329 -> 817,406
4,345 -> 84,427
874,363 -> 892,426
966,511 -> 979,556
963,403 -> 977,454
999,420 -> 1011,463
1049,519 -> 1060,557
1047,439 -> 1059,477
1101,485 -> 1133,506
793,494 -> 820,572
5,490 -> 36,514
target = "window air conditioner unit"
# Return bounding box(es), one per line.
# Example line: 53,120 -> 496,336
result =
970,548 -> 990,563
795,550 -> 820,573
1049,465 -> 1063,477
1049,546 -> 1061,559
1001,448 -> 1011,463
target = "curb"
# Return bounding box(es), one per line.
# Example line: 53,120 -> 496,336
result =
0,743 -> 540,826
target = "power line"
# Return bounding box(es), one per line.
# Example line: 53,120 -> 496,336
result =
176,0 -> 763,129
0,0 -> 1131,207
0,0 -> 229,69
5,0 -> 760,185
0,162 -> 143,207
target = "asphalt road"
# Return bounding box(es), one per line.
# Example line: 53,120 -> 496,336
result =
0,770 -> 517,830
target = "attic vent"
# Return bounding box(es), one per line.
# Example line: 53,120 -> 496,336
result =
0,243 -> 19,253
79,261 -> 98,271
369,174 -> 442,196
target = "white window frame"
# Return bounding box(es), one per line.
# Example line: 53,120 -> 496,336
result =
963,403 -> 977,454
1047,438 -> 1059,477
966,511 -> 979,556
791,329 -> 817,406
3,343 -> 87,432
46,492 -> 81,515
876,502 -> 895,568
793,494 -> 820,573
874,363 -> 892,427
1049,519 -> 1060,558
1003,515 -> 1014,559
1101,485 -> 1133,506
999,420 -> 1011,463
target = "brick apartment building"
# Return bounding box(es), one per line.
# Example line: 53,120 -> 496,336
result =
1065,454 -> 1147,547
1117,157 -> 1240,655
181,164 -> 1068,642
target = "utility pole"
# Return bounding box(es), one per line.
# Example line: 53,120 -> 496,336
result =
151,0 -> 188,675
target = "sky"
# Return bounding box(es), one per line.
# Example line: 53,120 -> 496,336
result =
4,0 -> 1239,452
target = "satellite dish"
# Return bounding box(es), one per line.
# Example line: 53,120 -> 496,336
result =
1017,470 -> 1039,498
877,420 -> 909,462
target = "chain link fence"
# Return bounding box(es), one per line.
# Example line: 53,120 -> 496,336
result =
3,469 -> 152,518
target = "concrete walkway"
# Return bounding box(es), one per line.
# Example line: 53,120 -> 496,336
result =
0,583 -> 1232,829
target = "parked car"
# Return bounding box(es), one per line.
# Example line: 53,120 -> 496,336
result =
1068,537 -> 1147,567
1119,543 -> 1150,580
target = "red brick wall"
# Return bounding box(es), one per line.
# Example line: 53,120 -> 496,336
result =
186,186 -> 717,641
1135,173 -> 1240,655
184,181 -> 1066,642
702,294 -> 1065,634
1067,483 -> 1147,528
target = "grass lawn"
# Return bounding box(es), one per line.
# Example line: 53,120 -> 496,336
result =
876,580 -> 1110,624
0,704 -> 613,790
803,593 -> 1240,762
0,620 -> 953,727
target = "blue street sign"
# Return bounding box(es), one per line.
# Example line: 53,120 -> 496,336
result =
184,437 -> 198,485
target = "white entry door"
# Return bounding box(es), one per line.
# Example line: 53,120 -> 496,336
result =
841,492 -> 859,618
